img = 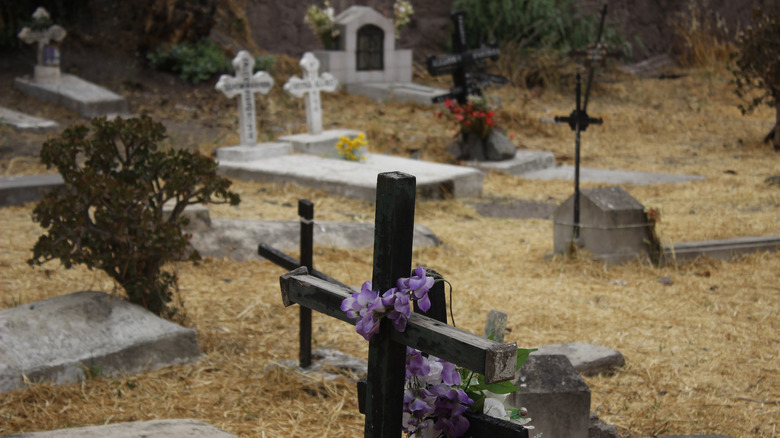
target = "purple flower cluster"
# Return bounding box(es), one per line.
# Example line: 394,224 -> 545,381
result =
403,348 -> 473,438
340,266 -> 434,341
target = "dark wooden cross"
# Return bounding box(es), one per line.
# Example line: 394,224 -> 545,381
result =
553,4 -> 610,239
279,172 -> 527,438
427,11 -> 508,104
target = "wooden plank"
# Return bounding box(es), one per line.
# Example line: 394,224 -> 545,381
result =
279,269 -> 518,383
258,243 -> 350,289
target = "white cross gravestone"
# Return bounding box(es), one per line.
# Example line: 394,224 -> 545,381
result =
215,51 -> 274,146
17,7 -> 67,83
283,52 -> 338,135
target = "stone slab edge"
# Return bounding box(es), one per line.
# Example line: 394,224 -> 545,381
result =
3,419 -> 238,437
0,174 -> 64,207
14,74 -> 128,118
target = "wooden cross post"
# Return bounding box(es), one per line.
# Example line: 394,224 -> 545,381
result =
215,51 -> 274,146
279,172 -> 519,438
283,52 -> 339,135
426,11 -> 507,104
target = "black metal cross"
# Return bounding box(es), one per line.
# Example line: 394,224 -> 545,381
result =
553,4 -> 610,239
279,172 -> 522,438
427,11 -> 508,104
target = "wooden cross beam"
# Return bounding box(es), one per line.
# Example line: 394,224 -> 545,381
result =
278,172 -> 518,438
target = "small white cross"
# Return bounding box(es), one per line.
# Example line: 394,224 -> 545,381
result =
17,7 -> 67,66
216,51 -> 274,146
283,52 -> 338,135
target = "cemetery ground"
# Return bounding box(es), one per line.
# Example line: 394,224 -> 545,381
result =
1,48 -> 779,437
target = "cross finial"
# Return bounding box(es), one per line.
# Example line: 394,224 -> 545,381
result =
215,50 -> 274,146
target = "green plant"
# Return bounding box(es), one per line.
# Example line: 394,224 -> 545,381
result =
28,116 -> 240,317
254,54 -> 276,73
147,38 -> 231,84
669,0 -> 733,68
731,7 -> 780,151
304,1 -> 339,48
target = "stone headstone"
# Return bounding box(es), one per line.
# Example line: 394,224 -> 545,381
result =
215,50 -> 274,146
553,186 -> 654,264
3,419 -> 238,438
0,291 -> 200,393
283,52 -> 339,135
17,7 -> 67,83
509,354 -> 591,438
484,309 -> 508,343
312,6 -> 412,85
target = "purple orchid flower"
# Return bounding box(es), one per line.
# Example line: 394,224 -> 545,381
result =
341,281 -> 386,340
406,347 -> 431,379
382,288 -> 412,332
398,265 -> 434,312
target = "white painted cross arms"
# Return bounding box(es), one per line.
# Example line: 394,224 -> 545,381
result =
17,7 -> 67,66
283,52 -> 338,135
215,50 -> 274,146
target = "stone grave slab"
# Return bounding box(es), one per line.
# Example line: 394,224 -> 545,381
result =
14,74 -> 129,119
664,235 -> 780,262
0,174 -> 64,207
509,354 -> 591,438
0,107 -> 59,132
215,142 -> 291,162
273,347 -> 368,381
520,165 -> 705,185
532,342 -> 625,376
278,128 -> 364,158
345,82 -> 448,105
0,291 -> 200,393
4,419 -> 238,438
464,149 -> 555,175
217,153 -> 483,202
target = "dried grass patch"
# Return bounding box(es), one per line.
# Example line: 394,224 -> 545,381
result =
1,64 -> 779,437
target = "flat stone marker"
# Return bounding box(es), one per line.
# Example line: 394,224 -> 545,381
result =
4,419 -> 238,438
0,291 -> 200,393
218,153 -> 483,202
532,342 -> 625,376
215,50 -> 274,147
520,165 -> 705,185
0,174 -> 64,207
345,82 -> 448,105
509,354 -> 591,438
0,106 -> 59,132
283,52 -> 339,135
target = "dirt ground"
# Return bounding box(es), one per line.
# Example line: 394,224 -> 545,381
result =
1,41 -> 779,438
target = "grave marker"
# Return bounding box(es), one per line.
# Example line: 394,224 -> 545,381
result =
426,11 -> 507,104
283,52 -> 339,135
215,51 -> 274,146
17,7 -> 67,83
553,5 -> 609,239
279,172 -> 523,437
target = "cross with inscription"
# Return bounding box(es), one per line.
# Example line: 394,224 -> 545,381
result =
215,51 -> 274,146
279,172 -> 527,438
283,52 -> 339,135
426,11 -> 507,104
17,7 -> 67,68
554,4 -> 610,239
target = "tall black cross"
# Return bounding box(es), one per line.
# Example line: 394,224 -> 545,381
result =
427,11 -> 508,104
279,172 -> 523,438
553,4 -> 609,239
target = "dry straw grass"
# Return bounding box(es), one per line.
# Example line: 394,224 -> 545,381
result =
1,58 -> 779,437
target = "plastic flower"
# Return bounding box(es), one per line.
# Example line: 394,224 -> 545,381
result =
397,265 -> 434,312
382,288 -> 412,332
340,281 -> 385,340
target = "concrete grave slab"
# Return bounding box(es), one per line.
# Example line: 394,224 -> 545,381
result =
14,74 -> 129,119
278,129 -> 364,158
509,354 -> 591,438
520,164 -> 705,185
4,419 -> 238,438
0,174 -> 64,207
532,342 -> 625,376
216,142 -> 291,162
274,348 -> 368,380
218,153 -> 483,202
345,82 -> 448,105
664,235 -> 780,262
0,107 -> 59,132
464,149 -> 555,175
0,291 -> 200,393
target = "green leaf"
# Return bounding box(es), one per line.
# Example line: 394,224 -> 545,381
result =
517,348 -> 537,370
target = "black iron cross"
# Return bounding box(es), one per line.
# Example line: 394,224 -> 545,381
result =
553,4 -> 610,239
427,11 -> 508,104
279,172 -> 523,438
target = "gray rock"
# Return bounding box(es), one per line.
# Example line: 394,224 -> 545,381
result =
485,130 -> 517,161
464,132 -> 486,161
509,354 -> 591,438
589,412 -> 621,438
0,291 -> 200,393
4,419 -> 237,437
533,342 -> 625,376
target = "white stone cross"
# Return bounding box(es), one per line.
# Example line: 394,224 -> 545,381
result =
17,7 -> 67,67
283,52 -> 339,135
215,51 -> 274,146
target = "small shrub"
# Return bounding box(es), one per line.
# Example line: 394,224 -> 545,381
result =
28,116 -> 240,317
731,6 -> 780,151
147,38 -> 231,84
669,0 -> 733,68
